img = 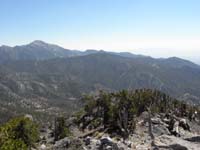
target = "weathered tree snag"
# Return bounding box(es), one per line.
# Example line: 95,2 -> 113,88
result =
147,107 -> 154,140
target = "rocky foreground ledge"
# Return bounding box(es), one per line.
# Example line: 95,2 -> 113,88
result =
37,112 -> 200,150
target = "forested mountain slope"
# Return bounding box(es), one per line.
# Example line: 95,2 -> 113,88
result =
0,41 -> 200,122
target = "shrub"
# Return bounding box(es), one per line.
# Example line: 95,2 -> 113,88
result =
0,116 -> 39,150
0,139 -> 27,150
54,117 -> 72,141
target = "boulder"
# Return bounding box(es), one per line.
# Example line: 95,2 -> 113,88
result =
84,136 -> 91,145
151,117 -> 163,125
123,140 -> 132,148
24,114 -> 33,121
179,119 -> 190,131
155,135 -> 200,150
153,124 -> 170,136
140,111 -> 149,122
185,136 -> 200,143
40,144 -> 46,150
86,138 -> 101,150
100,136 -> 113,145
174,121 -> 181,137
100,136 -> 120,150
54,137 -> 70,149
54,137 -> 84,150
165,144 -> 188,150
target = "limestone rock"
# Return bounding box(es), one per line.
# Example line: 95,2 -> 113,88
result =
54,137 -> 71,149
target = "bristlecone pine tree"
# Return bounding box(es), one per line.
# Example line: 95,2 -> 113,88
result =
75,89 -> 199,138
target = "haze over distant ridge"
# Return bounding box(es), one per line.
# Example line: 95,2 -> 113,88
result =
1,0 -> 200,64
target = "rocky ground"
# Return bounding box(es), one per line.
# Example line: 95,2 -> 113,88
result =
35,111 -> 200,150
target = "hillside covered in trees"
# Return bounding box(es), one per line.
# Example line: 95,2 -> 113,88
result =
1,89 -> 200,149
1,42 -> 200,123
76,89 -> 200,137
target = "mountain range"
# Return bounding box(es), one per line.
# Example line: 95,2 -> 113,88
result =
0,40 -> 200,122
0,40 -> 154,62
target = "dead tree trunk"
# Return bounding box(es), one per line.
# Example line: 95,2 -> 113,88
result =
147,107 -> 154,140
147,106 -> 158,149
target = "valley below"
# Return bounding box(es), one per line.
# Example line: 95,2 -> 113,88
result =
0,41 -> 200,150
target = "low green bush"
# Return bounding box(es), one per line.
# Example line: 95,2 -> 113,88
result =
0,116 -> 39,150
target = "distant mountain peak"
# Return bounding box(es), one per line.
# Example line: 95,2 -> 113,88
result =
167,56 -> 181,61
29,40 -> 48,46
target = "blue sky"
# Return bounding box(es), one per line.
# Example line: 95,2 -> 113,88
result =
1,0 -> 200,63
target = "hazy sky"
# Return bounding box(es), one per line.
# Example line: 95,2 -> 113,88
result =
0,0 -> 200,63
